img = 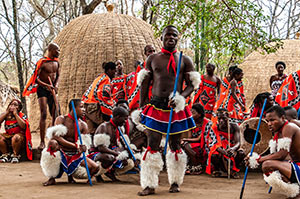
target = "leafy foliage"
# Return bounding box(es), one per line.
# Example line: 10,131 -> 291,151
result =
152,0 -> 283,74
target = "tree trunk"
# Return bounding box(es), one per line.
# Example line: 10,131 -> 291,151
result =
142,0 -> 149,21
124,0 -> 128,15
131,0 -> 136,17
12,0 -> 27,114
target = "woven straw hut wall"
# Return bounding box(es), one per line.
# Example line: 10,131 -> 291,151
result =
29,13 -> 162,130
239,40 -> 300,107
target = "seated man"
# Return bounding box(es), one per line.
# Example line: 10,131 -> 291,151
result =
207,108 -> 244,178
91,107 -> 135,182
0,99 -> 32,163
181,104 -> 218,175
246,106 -> 300,198
41,99 -> 101,186
284,106 -> 300,127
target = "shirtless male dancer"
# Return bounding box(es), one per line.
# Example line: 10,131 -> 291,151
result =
247,105 -> 300,198
23,43 -> 60,150
138,25 -> 200,196
41,99 -> 100,186
92,107 -> 135,182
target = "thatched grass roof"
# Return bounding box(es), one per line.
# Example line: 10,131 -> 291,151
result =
239,40 -> 300,106
29,13 -> 162,127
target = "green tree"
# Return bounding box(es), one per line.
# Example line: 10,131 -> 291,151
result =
152,0 -> 282,74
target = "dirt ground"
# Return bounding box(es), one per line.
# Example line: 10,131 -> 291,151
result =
0,133 -> 285,199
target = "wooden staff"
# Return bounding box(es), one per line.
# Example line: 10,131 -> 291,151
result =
48,77 -> 61,116
227,118 -> 231,179
163,51 -> 183,155
240,98 -> 267,199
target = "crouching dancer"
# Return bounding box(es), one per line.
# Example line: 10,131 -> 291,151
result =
41,99 -> 101,186
137,25 -> 200,196
246,106 -> 300,198
91,106 -> 135,182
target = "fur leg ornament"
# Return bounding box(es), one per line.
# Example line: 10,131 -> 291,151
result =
166,149 -> 187,186
40,148 -> 61,178
140,150 -> 163,189
264,170 -> 300,198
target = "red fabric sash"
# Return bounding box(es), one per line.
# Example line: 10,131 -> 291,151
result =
161,48 -> 177,74
22,56 -> 58,96
273,121 -> 288,142
67,114 -> 78,143
142,146 -> 158,160
110,118 -> 120,142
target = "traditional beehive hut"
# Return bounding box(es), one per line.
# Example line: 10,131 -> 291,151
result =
29,11 -> 162,131
239,39 -> 300,107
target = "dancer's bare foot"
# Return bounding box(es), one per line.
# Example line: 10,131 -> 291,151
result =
43,178 -> 56,186
105,172 -> 120,182
169,183 -> 180,193
96,175 -> 104,182
38,142 -> 45,150
137,187 -> 155,196
68,176 -> 76,184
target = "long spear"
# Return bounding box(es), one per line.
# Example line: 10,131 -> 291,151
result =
239,98 -> 267,198
163,51 -> 183,155
71,101 -> 93,186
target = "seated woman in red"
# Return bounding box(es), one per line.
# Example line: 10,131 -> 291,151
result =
0,99 -> 32,163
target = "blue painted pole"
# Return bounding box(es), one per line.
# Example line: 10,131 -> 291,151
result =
239,98 -> 267,199
163,51 -> 183,155
110,115 -> 140,170
117,126 -> 141,170
297,108 -> 300,119
71,101 -> 93,186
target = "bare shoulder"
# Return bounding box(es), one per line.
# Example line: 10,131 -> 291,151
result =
283,122 -> 300,136
95,122 -> 109,135
54,115 -> 65,125
182,55 -> 194,72
231,123 -> 240,132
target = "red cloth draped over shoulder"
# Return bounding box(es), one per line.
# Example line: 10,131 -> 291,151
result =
275,70 -> 300,110
4,112 -> 32,160
82,73 -> 113,116
22,57 -> 59,97
128,63 -> 143,110
206,124 -> 239,174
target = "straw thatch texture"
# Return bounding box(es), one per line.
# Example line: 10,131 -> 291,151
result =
239,40 -> 300,107
28,13 -> 162,129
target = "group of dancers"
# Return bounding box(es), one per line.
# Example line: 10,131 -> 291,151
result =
0,25 -> 300,198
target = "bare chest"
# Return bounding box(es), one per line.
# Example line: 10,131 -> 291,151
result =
42,61 -> 59,74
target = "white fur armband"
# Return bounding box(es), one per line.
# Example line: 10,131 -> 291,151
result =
248,152 -> 260,169
116,150 -> 129,161
169,92 -> 185,113
93,134 -> 111,148
46,124 -> 68,139
137,69 -> 150,87
277,137 -> 292,152
76,134 -> 92,150
188,71 -> 201,90
269,139 -> 276,154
